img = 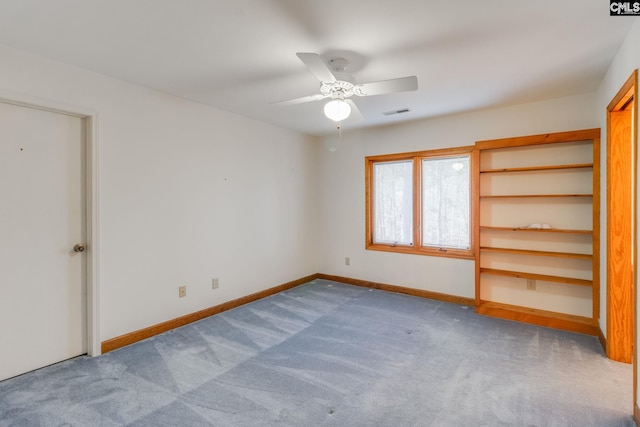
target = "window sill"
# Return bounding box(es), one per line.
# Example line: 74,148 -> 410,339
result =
366,243 -> 475,260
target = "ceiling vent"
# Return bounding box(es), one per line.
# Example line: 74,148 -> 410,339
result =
382,108 -> 411,116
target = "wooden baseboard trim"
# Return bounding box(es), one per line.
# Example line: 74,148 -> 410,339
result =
317,273 -> 475,306
634,402 -> 640,426
476,301 -> 599,336
101,273 -> 320,354
100,273 -> 608,354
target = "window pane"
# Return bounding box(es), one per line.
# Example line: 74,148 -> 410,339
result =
421,156 -> 470,249
373,160 -> 413,245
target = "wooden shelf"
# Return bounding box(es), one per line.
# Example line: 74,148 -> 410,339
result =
475,129 -> 600,336
480,226 -> 592,234
479,268 -> 592,287
476,301 -> 598,336
480,246 -> 592,260
475,128 -> 600,149
480,163 -> 593,173
480,194 -> 592,199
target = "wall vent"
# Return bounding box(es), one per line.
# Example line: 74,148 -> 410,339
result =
382,108 -> 410,116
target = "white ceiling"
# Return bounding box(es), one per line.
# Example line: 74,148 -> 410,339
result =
0,0 -> 634,136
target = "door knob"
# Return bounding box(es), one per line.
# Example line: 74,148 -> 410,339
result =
73,244 -> 85,253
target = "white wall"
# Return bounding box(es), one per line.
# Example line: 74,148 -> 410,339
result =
317,94 -> 598,299
594,19 -> 640,408
0,44 -> 320,342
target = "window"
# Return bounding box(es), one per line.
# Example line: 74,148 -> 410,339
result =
372,160 -> 413,246
365,146 -> 474,259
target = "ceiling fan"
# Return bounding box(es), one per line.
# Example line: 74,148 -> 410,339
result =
274,52 -> 418,122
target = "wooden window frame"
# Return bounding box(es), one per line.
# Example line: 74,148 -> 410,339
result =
365,146 -> 476,260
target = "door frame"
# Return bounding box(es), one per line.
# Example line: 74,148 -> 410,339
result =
0,93 -> 101,356
606,70 -> 637,365
605,70 -> 638,418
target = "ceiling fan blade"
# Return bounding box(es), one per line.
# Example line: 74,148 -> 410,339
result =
296,52 -> 337,83
271,93 -> 328,106
355,76 -> 418,97
345,99 -> 364,120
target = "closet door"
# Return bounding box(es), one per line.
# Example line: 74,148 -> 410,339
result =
0,101 -> 87,381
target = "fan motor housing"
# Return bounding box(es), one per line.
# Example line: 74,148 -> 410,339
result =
321,80 -> 355,98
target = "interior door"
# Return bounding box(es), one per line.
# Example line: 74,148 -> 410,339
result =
0,101 -> 86,381
606,71 -> 637,366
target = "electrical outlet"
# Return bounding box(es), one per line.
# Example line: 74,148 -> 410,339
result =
212,277 -> 219,289
345,257 -> 350,266
526,279 -> 536,291
179,285 -> 186,298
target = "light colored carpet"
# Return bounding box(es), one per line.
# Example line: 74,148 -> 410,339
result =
0,279 -> 634,426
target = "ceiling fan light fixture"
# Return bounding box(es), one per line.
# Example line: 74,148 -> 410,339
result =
324,98 -> 351,122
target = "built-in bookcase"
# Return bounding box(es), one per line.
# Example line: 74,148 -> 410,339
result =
474,129 -> 600,335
